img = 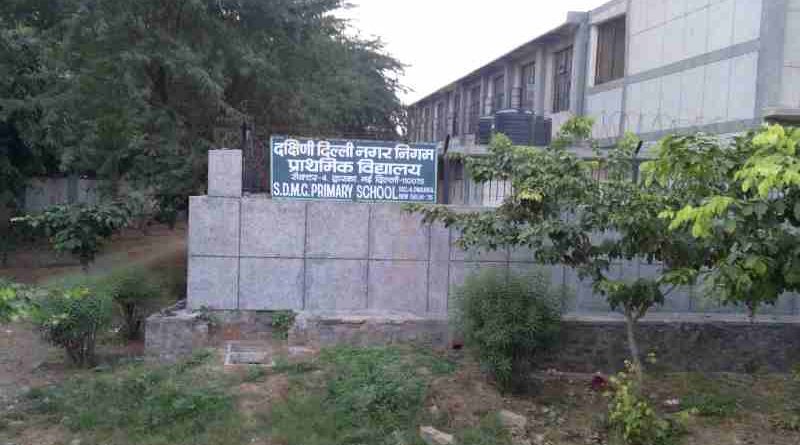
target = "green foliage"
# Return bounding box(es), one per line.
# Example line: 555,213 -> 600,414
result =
26,353 -> 241,443
29,285 -> 113,367
453,269 -> 561,393
0,278 -> 32,322
270,346 -> 435,445
97,267 -> 164,340
271,310 -> 296,340
643,124 -> 800,317
607,361 -> 681,445
681,392 -> 738,417
12,202 -> 131,270
0,0 -> 406,205
412,119 -> 706,370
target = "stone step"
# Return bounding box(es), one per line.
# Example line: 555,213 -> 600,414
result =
224,341 -> 275,366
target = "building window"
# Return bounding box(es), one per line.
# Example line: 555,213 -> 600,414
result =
436,101 -> 446,140
595,16 -> 626,85
492,74 -> 505,112
469,85 -> 481,134
553,46 -> 572,113
453,93 -> 461,136
521,62 -> 536,111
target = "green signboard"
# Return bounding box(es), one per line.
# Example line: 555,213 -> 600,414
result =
270,136 -> 438,203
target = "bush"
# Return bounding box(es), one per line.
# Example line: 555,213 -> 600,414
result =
452,269 -> 562,393
271,310 -> 296,340
98,267 -> 164,340
607,361 -> 682,445
29,286 -> 113,367
0,279 -> 31,323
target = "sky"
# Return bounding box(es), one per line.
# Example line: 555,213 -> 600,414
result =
338,0 -> 605,105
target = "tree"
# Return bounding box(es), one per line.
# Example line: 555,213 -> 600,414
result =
0,0 -> 406,206
411,120 -> 704,375
643,124 -> 800,318
12,202 -> 132,271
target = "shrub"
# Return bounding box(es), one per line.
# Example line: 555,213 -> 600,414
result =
0,279 -> 31,323
607,361 -> 682,445
271,310 -> 296,340
29,286 -> 113,367
98,267 -> 163,340
452,269 -> 562,393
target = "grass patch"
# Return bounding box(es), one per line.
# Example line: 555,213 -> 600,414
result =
458,413 -> 513,445
24,351 -> 250,445
269,346 -> 455,445
681,392 -> 738,417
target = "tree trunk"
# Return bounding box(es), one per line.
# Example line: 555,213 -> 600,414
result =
624,312 -> 643,386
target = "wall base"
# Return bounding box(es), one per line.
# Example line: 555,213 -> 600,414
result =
288,310 -> 450,349
145,310 -> 800,373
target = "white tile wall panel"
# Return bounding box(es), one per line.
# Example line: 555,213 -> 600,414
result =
629,33 -> 644,75
680,65 -> 706,126
686,0 -> 710,14
640,27 -> 665,72
666,0 -> 689,21
785,10 -> 800,66
587,88 -> 623,139
662,18 -> 686,66
733,0 -> 762,45
659,73 -> 682,130
703,59 -> 732,124
684,7 -> 709,60
645,0 -> 667,29
781,67 -> 800,108
639,78 -> 663,133
708,0 -> 735,53
728,52 -> 758,120
630,0 -> 648,35
624,82 -> 643,133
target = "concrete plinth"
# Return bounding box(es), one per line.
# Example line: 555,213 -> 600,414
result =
288,310 -> 450,349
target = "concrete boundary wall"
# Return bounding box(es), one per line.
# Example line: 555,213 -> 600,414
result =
188,150 -> 800,317
188,194 -> 548,316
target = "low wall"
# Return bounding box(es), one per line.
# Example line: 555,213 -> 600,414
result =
146,309 -> 800,372
548,314 -> 800,373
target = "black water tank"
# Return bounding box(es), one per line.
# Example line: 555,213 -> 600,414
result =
477,116 -> 494,145
533,115 -> 552,147
494,109 -> 534,146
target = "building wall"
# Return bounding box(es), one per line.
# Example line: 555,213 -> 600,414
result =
22,177 -> 99,212
782,0 -> 800,108
585,0 -> 765,142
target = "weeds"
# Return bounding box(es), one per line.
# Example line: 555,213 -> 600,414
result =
681,392 -> 738,417
25,352 -> 246,444
271,310 -> 296,340
269,346 -> 455,445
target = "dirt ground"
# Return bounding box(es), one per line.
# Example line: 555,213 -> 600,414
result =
2,226 -> 800,444
1,223 -> 187,285
1,224 -> 187,420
